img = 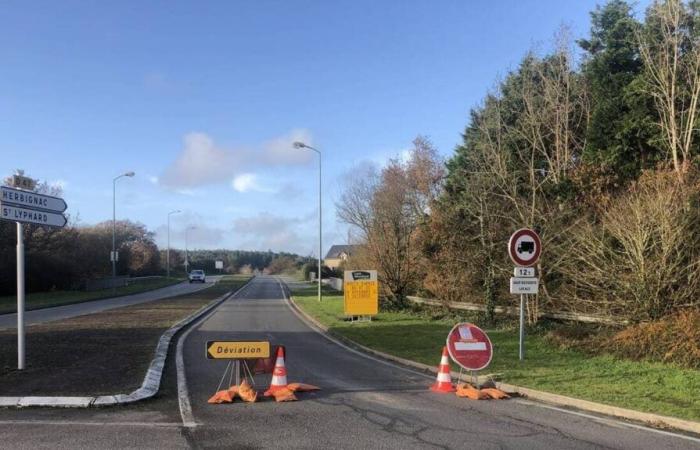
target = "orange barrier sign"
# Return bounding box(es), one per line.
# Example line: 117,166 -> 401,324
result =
206,341 -> 270,359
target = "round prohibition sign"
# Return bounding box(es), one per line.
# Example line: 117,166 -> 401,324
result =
446,323 -> 493,371
508,228 -> 541,267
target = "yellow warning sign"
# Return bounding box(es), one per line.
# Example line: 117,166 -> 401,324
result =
206,341 -> 270,359
344,270 -> 379,315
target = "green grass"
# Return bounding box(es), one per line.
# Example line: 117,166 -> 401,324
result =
0,276 -> 186,314
292,284 -> 700,422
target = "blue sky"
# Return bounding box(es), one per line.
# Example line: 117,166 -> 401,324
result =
0,1 -> 649,256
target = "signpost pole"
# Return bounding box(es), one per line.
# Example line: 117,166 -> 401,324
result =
16,222 -> 25,370
519,294 -> 525,361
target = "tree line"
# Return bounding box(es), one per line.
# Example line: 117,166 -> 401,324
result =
338,0 -> 700,323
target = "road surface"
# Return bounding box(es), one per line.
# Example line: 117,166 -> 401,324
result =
0,276 -> 222,329
178,276 -> 699,449
0,275 -> 696,449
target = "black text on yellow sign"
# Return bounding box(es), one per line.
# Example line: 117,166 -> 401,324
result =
344,280 -> 379,315
206,341 -> 270,359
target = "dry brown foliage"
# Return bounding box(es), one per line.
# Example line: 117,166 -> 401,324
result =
558,170 -> 700,320
599,308 -> 700,369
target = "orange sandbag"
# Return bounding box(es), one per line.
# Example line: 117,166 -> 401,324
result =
272,387 -> 298,402
480,388 -> 510,400
227,385 -> 239,397
455,384 -> 488,400
237,380 -> 258,403
287,383 -> 321,392
208,390 -> 234,404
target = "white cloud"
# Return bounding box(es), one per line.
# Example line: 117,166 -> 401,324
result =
148,176 -> 159,185
231,173 -> 274,193
159,129 -> 314,189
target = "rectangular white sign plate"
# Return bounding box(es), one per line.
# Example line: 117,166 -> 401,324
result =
510,277 -> 539,294
0,203 -> 67,227
1,186 -> 67,213
454,342 -> 487,351
513,267 -> 535,277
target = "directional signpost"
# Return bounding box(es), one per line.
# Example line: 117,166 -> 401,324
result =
0,174 -> 68,370
206,341 -> 271,389
508,228 -> 541,361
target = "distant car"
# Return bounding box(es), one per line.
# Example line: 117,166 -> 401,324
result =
189,270 -> 206,283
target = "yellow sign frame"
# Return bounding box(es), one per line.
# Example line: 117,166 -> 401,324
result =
344,270 -> 379,316
206,341 -> 270,359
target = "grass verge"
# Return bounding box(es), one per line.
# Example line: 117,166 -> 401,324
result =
0,275 -> 251,396
0,277 -> 187,315
291,283 -> 700,422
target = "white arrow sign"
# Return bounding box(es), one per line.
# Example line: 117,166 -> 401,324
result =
0,203 -> 67,227
0,186 -> 67,213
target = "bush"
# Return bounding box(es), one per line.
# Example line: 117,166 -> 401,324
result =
598,308 -> 700,369
557,170 -> 700,321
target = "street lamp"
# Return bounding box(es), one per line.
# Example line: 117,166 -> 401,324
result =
112,171 -> 135,288
293,141 -> 322,302
167,210 -> 181,278
185,225 -> 196,275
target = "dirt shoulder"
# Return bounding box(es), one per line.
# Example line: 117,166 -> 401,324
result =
0,276 -> 250,396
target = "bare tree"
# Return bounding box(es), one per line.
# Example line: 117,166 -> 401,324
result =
637,0 -> 700,177
336,137 -> 444,306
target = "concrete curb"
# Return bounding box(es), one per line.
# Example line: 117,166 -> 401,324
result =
285,285 -> 700,436
0,279 -> 247,409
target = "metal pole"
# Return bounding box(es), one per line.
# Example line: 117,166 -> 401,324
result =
112,177 -> 116,290
17,222 -> 25,370
318,151 -> 322,302
185,228 -> 189,275
519,294 -> 525,361
167,214 -> 171,279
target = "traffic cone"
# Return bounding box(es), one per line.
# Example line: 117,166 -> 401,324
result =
264,346 -> 289,396
430,347 -> 455,393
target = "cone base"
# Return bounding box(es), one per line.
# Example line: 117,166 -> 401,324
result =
264,384 -> 288,397
430,383 -> 455,393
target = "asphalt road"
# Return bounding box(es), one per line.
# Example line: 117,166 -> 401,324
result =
0,276 -> 222,330
0,275 -> 696,449
179,276 -> 700,449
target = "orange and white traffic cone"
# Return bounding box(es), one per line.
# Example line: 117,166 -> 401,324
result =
264,346 -> 289,397
430,346 -> 455,393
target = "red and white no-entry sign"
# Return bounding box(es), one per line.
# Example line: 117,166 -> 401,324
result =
446,323 -> 493,371
508,228 -> 541,267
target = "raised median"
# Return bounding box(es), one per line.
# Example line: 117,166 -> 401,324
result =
0,275 -> 251,397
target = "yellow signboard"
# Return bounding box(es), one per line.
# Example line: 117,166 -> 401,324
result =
206,341 -> 270,359
344,270 -> 379,315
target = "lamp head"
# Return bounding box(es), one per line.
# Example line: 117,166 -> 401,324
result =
293,141 -> 306,149
125,171 -> 135,177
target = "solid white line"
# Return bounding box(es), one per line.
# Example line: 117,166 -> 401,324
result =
277,277 -> 700,445
0,420 -> 182,428
515,400 -> 700,444
176,277 -> 255,428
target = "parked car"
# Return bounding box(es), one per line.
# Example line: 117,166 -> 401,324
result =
189,270 -> 206,283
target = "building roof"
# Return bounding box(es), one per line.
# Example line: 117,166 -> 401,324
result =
325,244 -> 359,259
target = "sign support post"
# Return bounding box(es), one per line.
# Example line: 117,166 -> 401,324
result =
508,228 -> 542,363
519,294 -> 525,361
2,172 -> 68,370
17,222 -> 25,370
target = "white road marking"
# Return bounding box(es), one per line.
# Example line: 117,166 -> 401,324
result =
176,277 -> 256,428
515,400 -> 700,444
0,420 -> 182,428
278,277 -> 700,445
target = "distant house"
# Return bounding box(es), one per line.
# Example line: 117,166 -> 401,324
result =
324,245 -> 359,269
